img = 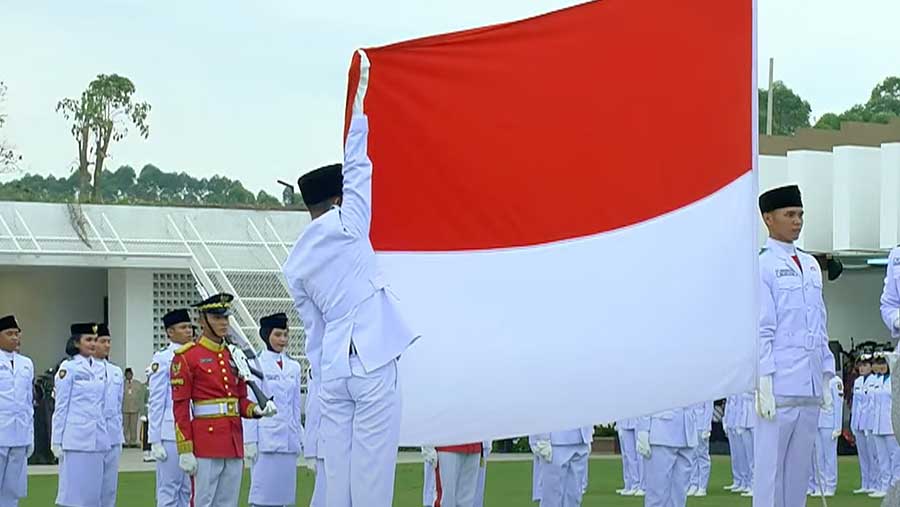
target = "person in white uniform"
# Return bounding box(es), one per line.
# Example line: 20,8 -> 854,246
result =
0,315 -> 33,507
879,244 -> 900,344
53,322 -> 109,507
95,323 -> 124,507
282,50 -> 418,507
735,392 -> 756,497
244,313 -> 304,507
616,418 -> 642,496
870,355 -> 900,498
303,369 -> 325,507
148,309 -> 194,507
754,185 -> 837,507
530,427 -> 592,507
687,402 -> 713,497
808,375 -> 843,496
865,361 -> 884,494
637,407 -> 697,507
722,395 -> 745,492
851,355 -> 876,494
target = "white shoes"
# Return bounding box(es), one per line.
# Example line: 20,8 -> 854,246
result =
724,484 -> 739,491
619,489 -> 636,496
870,491 -> 888,498
824,490 -> 835,497
694,489 -> 707,497
852,487 -> 869,494
633,489 -> 645,497
740,490 -> 753,497
686,486 -> 698,496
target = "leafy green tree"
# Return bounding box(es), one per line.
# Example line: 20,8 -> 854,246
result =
758,81 -> 812,135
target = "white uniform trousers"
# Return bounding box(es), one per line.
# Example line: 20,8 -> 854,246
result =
738,429 -> 754,488
873,435 -> 900,492
320,357 -> 401,507
433,452 -> 480,507
726,429 -> 743,487
473,458 -> 487,507
424,463 -> 435,506
249,452 -> 299,506
56,450 -> 105,507
155,441 -> 192,507
194,458 -> 243,507
539,443 -> 589,507
689,435 -> 711,490
618,429 -> 640,490
532,455 -> 542,503
752,404 -> 817,507
854,430 -> 875,491
808,428 -> 837,493
101,445 -> 122,507
310,459 -> 326,507
0,446 -> 27,507
644,446 -> 692,507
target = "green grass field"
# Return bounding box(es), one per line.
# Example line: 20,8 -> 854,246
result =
21,456 -> 882,506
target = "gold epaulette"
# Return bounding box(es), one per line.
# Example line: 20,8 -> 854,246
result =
175,342 -> 196,355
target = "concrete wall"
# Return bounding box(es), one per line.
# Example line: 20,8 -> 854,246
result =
0,266 -> 107,373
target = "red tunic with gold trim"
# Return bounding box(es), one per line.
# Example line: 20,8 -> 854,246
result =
170,336 -> 259,458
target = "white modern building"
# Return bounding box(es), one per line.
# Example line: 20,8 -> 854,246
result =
0,201 -> 308,378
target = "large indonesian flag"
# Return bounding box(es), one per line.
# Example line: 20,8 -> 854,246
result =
346,0 -> 757,445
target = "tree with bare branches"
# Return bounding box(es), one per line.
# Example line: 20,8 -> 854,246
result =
57,74 -> 150,202
0,81 -> 22,174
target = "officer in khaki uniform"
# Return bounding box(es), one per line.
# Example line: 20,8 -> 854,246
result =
123,367 -> 146,447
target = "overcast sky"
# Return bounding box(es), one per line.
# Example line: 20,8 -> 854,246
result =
1,1 -> 898,194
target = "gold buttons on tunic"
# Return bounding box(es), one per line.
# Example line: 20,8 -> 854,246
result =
218,354 -> 223,358
219,361 -> 225,366
208,426 -> 214,433
221,369 -> 227,374
227,392 -> 233,396
207,369 -> 212,374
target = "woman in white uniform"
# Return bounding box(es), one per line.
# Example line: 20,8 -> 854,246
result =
52,322 -> 109,507
244,313 -> 304,507
95,323 -> 125,507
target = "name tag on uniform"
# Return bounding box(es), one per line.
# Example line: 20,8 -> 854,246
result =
776,269 -> 798,278
268,374 -> 281,380
200,358 -> 214,364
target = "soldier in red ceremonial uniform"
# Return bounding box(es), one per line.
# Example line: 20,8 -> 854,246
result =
170,293 -> 277,507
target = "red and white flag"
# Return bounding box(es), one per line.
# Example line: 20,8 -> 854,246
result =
347,0 -> 757,445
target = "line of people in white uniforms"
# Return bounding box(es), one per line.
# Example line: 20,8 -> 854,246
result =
807,375 -> 843,497
530,427 -> 592,507
851,352 -> 900,498
0,315 -> 33,507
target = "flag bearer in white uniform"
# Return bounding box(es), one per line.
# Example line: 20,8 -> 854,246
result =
754,185 -> 836,507
688,402 -> 713,497
851,355 -> 876,494
303,369 -> 325,507
0,315 -> 33,507
53,322 -> 109,507
636,407 -> 697,507
529,427 -> 592,507
616,418 -> 642,496
283,50 -> 418,507
808,375 -> 843,496
95,323 -> 124,507
244,313 -> 304,507
149,309 -> 194,507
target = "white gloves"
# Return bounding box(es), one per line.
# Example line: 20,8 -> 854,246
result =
51,444 -> 63,460
756,375 -> 776,420
305,457 -> 317,474
886,352 -> 899,372
26,444 -> 34,459
722,423 -> 729,434
151,442 -> 168,461
179,452 -> 199,476
636,431 -> 651,459
421,446 -> 438,467
244,443 -> 258,465
140,415 -> 148,423
832,429 -> 842,440
701,431 -> 711,440
822,375 -> 834,412
253,402 -> 278,418
531,440 -> 552,463
352,50 -> 370,116
734,426 -> 745,436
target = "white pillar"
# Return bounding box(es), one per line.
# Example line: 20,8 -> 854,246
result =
107,268 -> 155,373
880,143 -> 900,249
833,146 -> 881,251
786,150 -> 833,253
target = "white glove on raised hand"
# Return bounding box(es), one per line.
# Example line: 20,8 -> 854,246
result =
253,402 -> 278,418
352,50 -> 370,116
51,444 -> 63,461
531,440 -> 553,463
822,375 -> 834,412
151,442 -> 168,461
179,452 -> 199,476
832,429 -> 842,440
421,446 -> 438,467
304,457 -> 317,474
636,431 -> 651,459
244,443 -> 258,465
756,375 -> 776,420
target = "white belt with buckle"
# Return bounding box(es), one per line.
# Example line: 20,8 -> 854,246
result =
193,402 -> 235,417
